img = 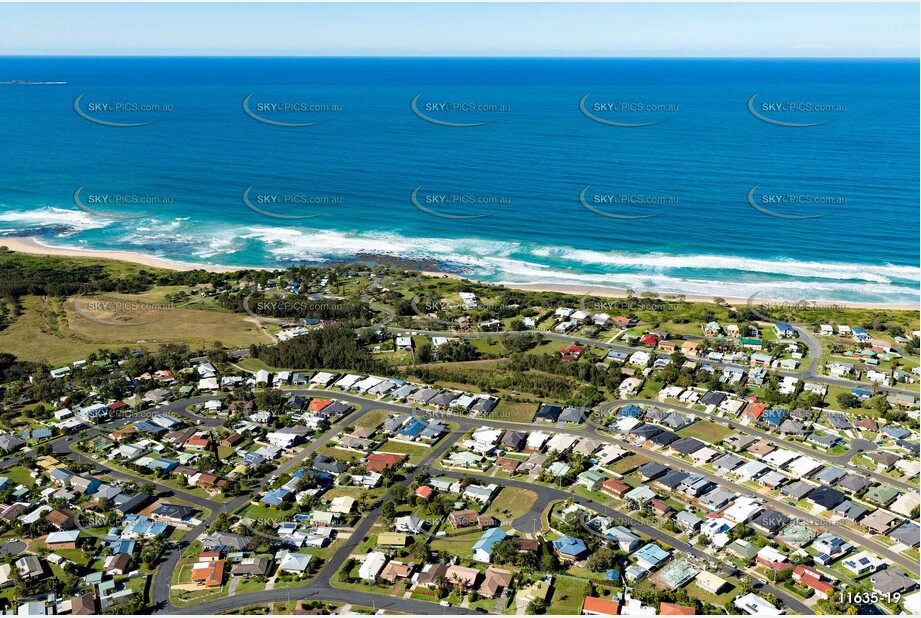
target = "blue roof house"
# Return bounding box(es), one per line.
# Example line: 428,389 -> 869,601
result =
473,527 -> 509,563
552,535 -> 589,561
633,543 -> 671,570
260,488 -> 292,507
762,408 -> 788,427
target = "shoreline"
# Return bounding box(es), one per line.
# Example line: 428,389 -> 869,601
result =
2,236 -> 916,311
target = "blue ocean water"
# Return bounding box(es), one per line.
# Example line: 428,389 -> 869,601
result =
0,57 -> 917,303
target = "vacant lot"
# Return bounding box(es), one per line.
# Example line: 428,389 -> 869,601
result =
484,486 -> 538,523
0,291 -> 270,364
610,454 -> 649,475
677,420 -> 734,444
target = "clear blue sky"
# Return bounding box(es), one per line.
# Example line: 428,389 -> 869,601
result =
0,3 -> 917,57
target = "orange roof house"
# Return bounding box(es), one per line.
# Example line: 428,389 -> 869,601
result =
745,403 -> 766,420
660,602 -> 696,615
582,597 -> 621,615
309,399 -> 332,412
184,434 -> 211,449
601,477 -> 630,499
366,453 -> 406,473
191,560 -> 225,587
793,564 -> 835,598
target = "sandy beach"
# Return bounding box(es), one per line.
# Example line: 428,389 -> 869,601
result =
2,236 -> 915,310
0,237 -> 243,273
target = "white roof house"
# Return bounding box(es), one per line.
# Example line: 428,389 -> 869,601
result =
334,374 -> 362,389
309,372 -> 338,386
359,551 -> 388,581
734,593 -> 782,615
526,431 -> 550,451
787,456 -> 822,478
723,498 -> 763,523
555,307 -> 574,318
353,376 -> 384,392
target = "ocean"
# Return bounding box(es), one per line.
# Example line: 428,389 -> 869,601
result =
0,57 -> 917,304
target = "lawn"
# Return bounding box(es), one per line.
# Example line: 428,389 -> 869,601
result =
243,503 -> 302,522
353,408 -> 392,431
483,487 -> 538,523
609,454 -> 649,475
677,420 -> 734,444
378,440 -> 432,460
315,445 -> 364,464
428,531 -> 480,559
491,401 -> 539,424
4,465 -> 35,488
546,575 -> 590,615
0,291 -> 272,364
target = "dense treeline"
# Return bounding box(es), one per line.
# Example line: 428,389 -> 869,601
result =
252,325 -> 384,372
503,352 -> 619,389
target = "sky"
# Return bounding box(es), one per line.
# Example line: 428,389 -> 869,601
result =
0,3 -> 918,57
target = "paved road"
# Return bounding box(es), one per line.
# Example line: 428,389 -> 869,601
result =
166,428 -> 468,615
0,540 -> 26,556
34,384 -> 917,614
601,399 -> 917,493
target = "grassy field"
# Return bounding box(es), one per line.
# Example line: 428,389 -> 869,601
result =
315,445 -> 364,464
0,290 -> 271,364
483,486 -> 538,523
610,454 -> 649,475
492,401 -> 539,424
3,465 -> 35,488
378,440 -> 433,460
677,420 -> 735,444
353,408 -> 392,431
243,503 -> 302,521
546,575 -> 590,615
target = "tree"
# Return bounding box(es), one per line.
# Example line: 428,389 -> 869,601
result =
585,546 -> 618,572
415,342 -> 434,364
390,483 -> 409,505
382,501 -> 397,523
525,600 -> 546,615
836,392 -> 860,409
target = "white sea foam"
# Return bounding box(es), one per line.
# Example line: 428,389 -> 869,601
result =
531,247 -> 916,284
0,207 -> 113,234
7,214 -> 916,303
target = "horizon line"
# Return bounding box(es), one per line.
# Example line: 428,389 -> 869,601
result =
1,54 -> 918,59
